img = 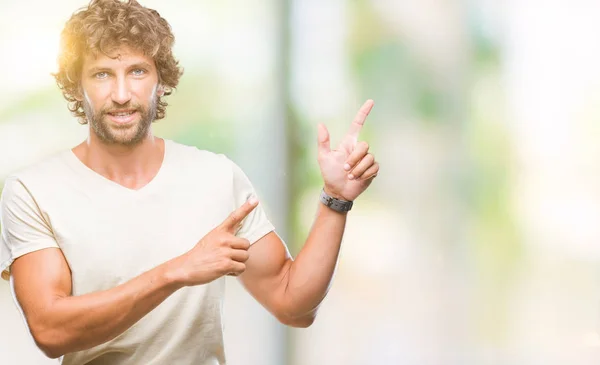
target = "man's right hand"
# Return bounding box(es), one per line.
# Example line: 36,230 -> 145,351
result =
172,197 -> 259,286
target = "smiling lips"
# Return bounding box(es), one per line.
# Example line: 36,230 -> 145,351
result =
106,109 -> 138,124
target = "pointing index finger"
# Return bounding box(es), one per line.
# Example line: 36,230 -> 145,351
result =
346,99 -> 374,140
221,197 -> 259,232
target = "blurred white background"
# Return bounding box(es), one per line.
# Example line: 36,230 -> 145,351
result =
2,0 -> 600,364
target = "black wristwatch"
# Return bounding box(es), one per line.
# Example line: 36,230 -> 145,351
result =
319,188 -> 353,212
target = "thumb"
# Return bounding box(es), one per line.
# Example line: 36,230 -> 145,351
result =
317,123 -> 331,156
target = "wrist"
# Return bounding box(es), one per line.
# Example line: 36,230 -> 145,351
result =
320,187 -> 353,213
161,257 -> 187,290
322,186 -> 346,201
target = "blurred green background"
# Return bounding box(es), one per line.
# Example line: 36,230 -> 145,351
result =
3,1 -> 600,364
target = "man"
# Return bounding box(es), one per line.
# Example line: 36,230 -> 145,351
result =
0,0 -> 379,364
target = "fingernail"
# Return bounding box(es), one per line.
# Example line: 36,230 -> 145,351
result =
248,196 -> 258,205
344,163 -> 351,171
348,174 -> 354,180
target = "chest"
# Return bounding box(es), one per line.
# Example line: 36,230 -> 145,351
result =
48,184 -> 233,295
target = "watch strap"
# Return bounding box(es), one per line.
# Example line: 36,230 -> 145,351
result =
319,189 -> 353,212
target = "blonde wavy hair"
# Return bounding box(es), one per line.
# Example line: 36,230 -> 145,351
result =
53,0 -> 183,124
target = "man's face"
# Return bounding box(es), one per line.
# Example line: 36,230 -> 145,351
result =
80,46 -> 161,146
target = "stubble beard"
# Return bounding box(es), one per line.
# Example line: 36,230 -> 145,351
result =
83,92 -> 158,147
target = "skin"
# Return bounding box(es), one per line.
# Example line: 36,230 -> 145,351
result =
9,46 -> 380,359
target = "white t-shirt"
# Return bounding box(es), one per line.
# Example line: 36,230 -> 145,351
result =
0,139 -> 275,365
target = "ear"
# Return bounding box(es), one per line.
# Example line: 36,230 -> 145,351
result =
157,85 -> 165,97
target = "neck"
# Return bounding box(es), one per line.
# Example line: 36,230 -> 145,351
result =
72,132 -> 165,190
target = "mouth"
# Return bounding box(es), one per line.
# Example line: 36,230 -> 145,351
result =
105,109 -> 138,124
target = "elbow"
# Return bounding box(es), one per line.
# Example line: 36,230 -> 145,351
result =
34,336 -> 64,359
40,347 -> 64,360
284,314 -> 315,328
276,308 -> 317,328
29,325 -> 67,359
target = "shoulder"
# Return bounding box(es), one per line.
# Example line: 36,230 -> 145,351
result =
2,151 -> 71,193
166,139 -> 237,171
165,139 -> 242,183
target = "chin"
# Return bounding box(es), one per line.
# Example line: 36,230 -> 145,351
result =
100,127 -> 145,146
92,115 -> 151,146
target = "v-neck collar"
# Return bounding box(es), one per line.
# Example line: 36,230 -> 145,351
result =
63,138 -> 172,196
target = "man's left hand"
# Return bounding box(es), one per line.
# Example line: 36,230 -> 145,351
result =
316,99 -> 380,202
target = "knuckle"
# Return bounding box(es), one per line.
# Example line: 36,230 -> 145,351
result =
221,247 -> 232,258
360,141 -> 369,150
358,159 -> 370,169
242,239 -> 251,249
229,212 -> 240,223
237,249 -> 250,262
227,259 -> 239,272
227,262 -> 243,276
218,235 -> 229,246
217,259 -> 230,273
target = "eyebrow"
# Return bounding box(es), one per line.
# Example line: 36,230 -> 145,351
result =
129,62 -> 154,71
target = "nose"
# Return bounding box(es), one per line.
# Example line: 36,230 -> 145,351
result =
111,75 -> 132,105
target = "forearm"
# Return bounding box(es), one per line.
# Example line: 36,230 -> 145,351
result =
283,202 -> 347,318
33,260 -> 182,358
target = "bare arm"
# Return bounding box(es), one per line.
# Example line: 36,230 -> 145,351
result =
10,199 -> 259,358
10,247 -> 182,358
239,100 -> 379,327
239,202 -> 347,327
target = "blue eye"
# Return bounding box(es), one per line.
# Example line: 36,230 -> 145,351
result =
95,72 -> 108,79
132,69 -> 146,76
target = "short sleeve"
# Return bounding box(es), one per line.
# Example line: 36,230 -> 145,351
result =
1,177 -> 59,280
224,157 -> 275,245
